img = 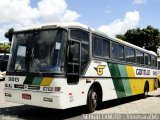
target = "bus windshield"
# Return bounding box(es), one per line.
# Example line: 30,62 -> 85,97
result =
7,29 -> 67,74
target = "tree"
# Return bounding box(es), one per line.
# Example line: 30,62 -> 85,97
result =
4,28 -> 14,42
116,34 -> 126,41
116,26 -> 160,53
142,26 -> 160,53
124,28 -> 146,48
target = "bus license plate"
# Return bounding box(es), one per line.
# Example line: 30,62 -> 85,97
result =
22,93 -> 31,100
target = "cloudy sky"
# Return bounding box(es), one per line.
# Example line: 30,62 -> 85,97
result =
0,0 -> 159,42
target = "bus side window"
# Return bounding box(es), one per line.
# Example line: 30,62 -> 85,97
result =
125,47 -> 135,63
158,61 -> 160,70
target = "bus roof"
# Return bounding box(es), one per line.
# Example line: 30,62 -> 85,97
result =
15,22 -> 157,56
15,22 -> 91,32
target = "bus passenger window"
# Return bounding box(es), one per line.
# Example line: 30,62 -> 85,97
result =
93,36 -> 103,57
112,43 -> 119,60
125,48 -> 135,63
112,43 -> 124,61
151,56 -> 157,67
103,40 -> 110,58
119,45 -> 124,61
158,60 -> 160,70
136,51 -> 144,64
145,54 -> 148,65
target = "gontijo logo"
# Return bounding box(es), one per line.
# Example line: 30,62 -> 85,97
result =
94,65 -> 106,76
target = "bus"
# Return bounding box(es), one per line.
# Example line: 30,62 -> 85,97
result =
0,53 -> 9,71
4,22 -> 158,113
157,58 -> 160,86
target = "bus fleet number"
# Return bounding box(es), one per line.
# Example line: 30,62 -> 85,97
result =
8,77 -> 19,82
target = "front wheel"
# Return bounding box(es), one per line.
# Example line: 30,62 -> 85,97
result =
86,88 -> 97,113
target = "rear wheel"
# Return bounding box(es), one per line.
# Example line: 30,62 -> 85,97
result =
86,88 -> 97,113
158,80 -> 160,88
143,83 -> 149,98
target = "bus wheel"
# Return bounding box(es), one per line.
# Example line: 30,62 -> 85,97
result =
86,88 -> 97,113
143,83 -> 149,98
158,80 -> 160,88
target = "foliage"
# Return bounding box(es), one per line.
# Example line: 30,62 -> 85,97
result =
0,42 -> 10,53
116,25 -> 160,53
116,34 -> 126,41
4,28 -> 14,42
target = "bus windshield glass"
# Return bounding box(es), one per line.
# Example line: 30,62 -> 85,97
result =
7,29 -> 67,74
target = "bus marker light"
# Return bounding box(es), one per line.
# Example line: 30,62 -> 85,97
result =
54,87 -> 61,92
48,87 -> 53,91
43,87 -> 48,91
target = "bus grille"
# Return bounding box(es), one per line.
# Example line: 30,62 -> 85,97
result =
14,84 -> 24,89
14,84 -> 40,90
28,85 -> 40,90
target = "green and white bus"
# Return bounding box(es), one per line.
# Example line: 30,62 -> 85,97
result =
4,22 -> 158,113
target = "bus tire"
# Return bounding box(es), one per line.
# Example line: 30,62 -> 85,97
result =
143,82 -> 149,98
86,88 -> 97,113
158,80 -> 160,88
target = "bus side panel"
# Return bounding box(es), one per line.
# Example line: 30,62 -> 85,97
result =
118,64 -> 132,96
97,78 -> 118,101
126,65 -> 137,95
85,61 -> 118,101
108,63 -> 136,98
126,65 -> 157,95
126,65 -> 146,95
147,78 -> 155,92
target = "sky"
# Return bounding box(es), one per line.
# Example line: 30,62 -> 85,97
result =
0,0 -> 160,42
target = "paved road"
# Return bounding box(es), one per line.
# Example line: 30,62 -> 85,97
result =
1,81 -> 160,120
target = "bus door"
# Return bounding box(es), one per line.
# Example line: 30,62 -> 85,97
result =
67,40 -> 80,84
67,29 -> 89,84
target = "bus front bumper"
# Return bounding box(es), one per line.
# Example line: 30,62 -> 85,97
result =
4,88 -> 68,109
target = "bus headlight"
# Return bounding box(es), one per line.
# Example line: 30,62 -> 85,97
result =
43,87 -> 53,92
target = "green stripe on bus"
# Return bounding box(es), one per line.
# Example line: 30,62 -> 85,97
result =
118,64 -> 132,96
23,76 -> 35,85
32,77 -> 43,85
108,63 -> 126,98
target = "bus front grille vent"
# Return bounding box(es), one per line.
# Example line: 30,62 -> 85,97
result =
14,84 -> 40,90
14,84 -> 24,89
28,85 -> 40,90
